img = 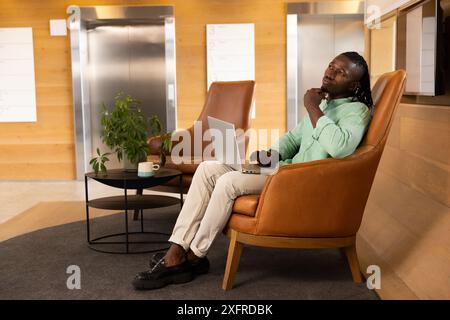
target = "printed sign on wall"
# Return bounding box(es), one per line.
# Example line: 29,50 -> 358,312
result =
207,24 -> 255,118
0,28 -> 37,122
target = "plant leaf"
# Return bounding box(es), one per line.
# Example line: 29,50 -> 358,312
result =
93,162 -> 99,174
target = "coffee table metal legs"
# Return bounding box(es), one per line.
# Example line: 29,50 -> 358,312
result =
84,177 -> 170,254
133,189 -> 142,221
124,181 -> 129,253
85,175 -> 91,244
134,180 -> 184,220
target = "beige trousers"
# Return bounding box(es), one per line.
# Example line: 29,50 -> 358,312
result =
168,161 -> 268,257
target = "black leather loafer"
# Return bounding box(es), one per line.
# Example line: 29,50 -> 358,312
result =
150,251 -> 210,275
189,256 -> 210,275
132,258 -> 194,290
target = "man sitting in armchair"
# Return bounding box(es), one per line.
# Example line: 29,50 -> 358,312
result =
132,51 -> 373,290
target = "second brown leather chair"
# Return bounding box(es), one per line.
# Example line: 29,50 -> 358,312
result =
147,80 -> 255,193
134,81 -> 255,220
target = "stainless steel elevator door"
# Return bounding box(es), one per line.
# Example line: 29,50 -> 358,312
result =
68,5 -> 176,179
297,14 -> 364,120
86,23 -> 167,169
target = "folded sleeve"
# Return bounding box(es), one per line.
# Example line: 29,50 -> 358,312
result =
312,103 -> 371,159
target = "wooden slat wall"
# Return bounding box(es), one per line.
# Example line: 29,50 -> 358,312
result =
1,0 -> 318,180
0,0 -> 79,179
358,103 -> 450,299
362,12 -> 450,299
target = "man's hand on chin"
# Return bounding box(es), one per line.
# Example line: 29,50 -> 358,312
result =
304,88 -> 326,128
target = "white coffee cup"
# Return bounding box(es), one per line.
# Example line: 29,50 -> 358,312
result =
138,162 -> 160,177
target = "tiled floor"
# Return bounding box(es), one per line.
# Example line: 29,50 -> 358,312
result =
0,180 -> 176,224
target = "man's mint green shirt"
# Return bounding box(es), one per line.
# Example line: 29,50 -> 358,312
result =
272,98 -> 371,165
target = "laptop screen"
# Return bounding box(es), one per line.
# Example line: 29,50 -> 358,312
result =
207,116 -> 245,170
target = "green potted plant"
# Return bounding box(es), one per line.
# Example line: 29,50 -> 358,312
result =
100,92 -> 149,171
89,148 -> 112,175
149,115 -> 173,167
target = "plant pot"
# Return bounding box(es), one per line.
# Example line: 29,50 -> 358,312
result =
123,154 -> 138,172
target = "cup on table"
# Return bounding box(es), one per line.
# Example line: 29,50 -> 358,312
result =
138,162 -> 160,177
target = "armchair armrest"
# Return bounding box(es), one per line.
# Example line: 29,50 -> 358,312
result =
149,125 -> 196,157
148,128 -> 191,156
253,150 -> 380,238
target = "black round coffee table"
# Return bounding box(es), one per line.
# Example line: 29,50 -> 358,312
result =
84,168 -> 183,254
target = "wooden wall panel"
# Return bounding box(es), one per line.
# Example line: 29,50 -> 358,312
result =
359,103 -> 450,299
0,163 -> 76,180
0,0 -> 76,179
357,235 -> 419,300
380,145 -> 449,206
366,14 -> 449,299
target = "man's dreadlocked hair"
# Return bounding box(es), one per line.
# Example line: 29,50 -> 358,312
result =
341,52 -> 374,115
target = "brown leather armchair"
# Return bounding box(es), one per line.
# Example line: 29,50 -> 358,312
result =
133,81 -> 255,220
222,70 -> 406,290
148,80 -> 255,193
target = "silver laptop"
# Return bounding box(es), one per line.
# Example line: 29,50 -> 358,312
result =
207,116 -> 264,174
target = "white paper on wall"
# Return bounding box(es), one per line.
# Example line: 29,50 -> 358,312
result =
421,16 -> 436,93
207,24 -> 256,118
0,28 -> 37,122
405,6 -> 422,93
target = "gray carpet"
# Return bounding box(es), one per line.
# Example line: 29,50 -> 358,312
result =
0,206 -> 378,300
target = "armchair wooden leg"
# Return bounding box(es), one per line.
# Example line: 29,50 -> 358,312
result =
133,189 -> 143,220
222,229 -> 243,291
342,244 -> 363,283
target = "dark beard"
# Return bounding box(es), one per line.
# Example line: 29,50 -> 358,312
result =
320,86 -> 330,100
